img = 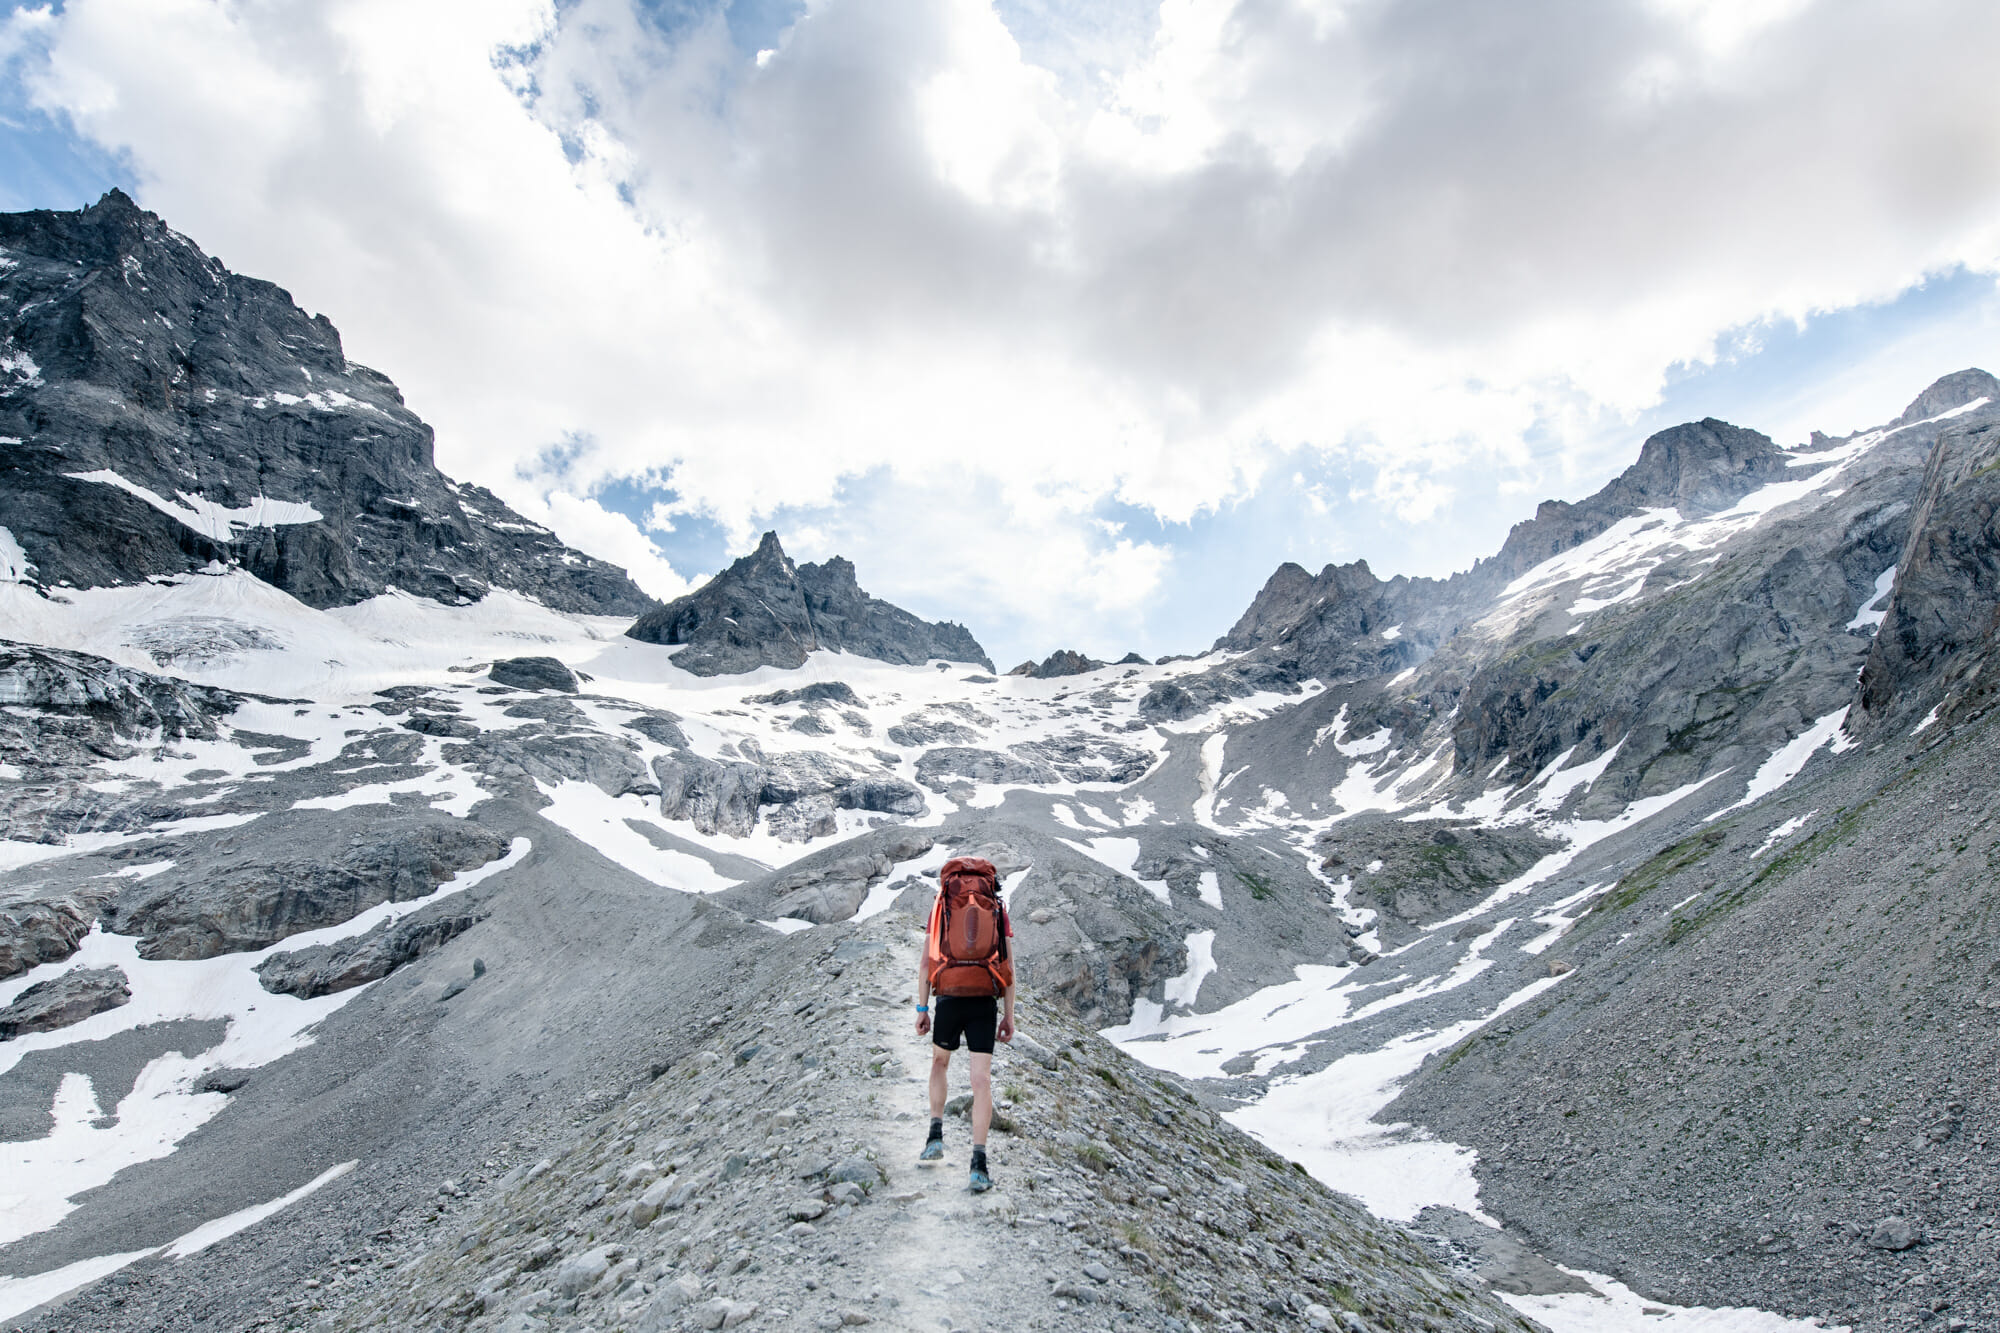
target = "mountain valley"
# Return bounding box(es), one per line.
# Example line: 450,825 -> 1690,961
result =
3,192 -> 1999,1333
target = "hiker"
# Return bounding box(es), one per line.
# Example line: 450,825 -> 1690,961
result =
915,856 -> 1017,1193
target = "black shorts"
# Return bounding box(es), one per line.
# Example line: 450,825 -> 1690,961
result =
931,996 -> 998,1054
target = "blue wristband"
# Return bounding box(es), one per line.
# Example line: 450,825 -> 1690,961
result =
916,1004 -> 929,1013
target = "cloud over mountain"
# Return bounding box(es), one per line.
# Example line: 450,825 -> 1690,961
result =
10,0 -> 1999,662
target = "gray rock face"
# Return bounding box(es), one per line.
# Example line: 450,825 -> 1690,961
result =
884,717 -> 979,747
652,752 -> 767,837
1318,818 -> 1562,930
619,712 -> 690,748
1007,649 -> 1102,678
1011,734 -> 1155,785
0,965 -> 130,1039
625,531 -> 991,674
0,191 -> 651,615
1174,374 -> 1997,824
0,886 -> 105,980
1889,367 -> 1999,427
757,829 -> 936,924
449,729 -> 658,805
652,747 -> 924,843
1857,390 -> 2000,732
744,681 -> 862,708
913,747 -> 1059,792
0,641 -> 243,783
101,809 -> 511,959
255,909 -> 483,998
1193,414 -> 1811,721
488,658 -> 579,694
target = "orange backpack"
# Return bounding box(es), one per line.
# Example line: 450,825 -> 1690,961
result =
925,857 -> 1014,998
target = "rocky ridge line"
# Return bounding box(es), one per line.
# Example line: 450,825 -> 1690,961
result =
626,532 -> 992,676
303,906 -> 1540,1333
0,191 -> 651,615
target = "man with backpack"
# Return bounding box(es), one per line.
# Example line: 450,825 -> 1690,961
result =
914,855 -> 1016,1193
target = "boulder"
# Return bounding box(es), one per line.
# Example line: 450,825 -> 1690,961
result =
637,1276 -> 703,1330
256,909 -> 483,998
1868,1216 -> 1918,1251
0,965 -> 130,1039
0,886 -> 107,980
747,681 -> 863,708
488,657 -> 578,693
914,747 -> 1059,793
552,1245 -> 617,1297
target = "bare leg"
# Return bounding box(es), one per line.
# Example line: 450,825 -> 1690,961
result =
929,1045 -> 951,1120
970,1052 -> 993,1144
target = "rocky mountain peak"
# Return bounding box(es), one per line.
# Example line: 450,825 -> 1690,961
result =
626,531 -> 992,675
1214,557 -> 1383,654
1893,366 -> 2000,426
0,192 -> 652,615
1007,648 -> 1104,678
1597,417 -> 1788,515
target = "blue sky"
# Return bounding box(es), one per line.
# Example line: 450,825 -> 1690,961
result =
5,0 -> 1997,667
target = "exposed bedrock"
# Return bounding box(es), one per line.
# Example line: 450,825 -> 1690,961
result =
914,746 -> 1058,792
731,827 -> 939,925
487,657 -> 579,694
913,735 -> 1154,794
0,884 -> 110,980
651,748 -> 925,843
744,681 -> 863,708
0,965 -> 131,1039
1006,648 -> 1103,678
1859,398 -> 2000,732
100,808 -> 511,959
447,728 -> 659,805
0,640 -> 245,775
255,908 -> 484,998
1318,816 -> 1564,932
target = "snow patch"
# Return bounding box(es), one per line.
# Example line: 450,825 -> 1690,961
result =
0,526 -> 34,583
533,782 -> 740,893
1846,565 -> 1897,631
1753,810 -> 1818,857
168,1159 -> 358,1257
1706,709 -> 1851,820
66,470 -> 323,543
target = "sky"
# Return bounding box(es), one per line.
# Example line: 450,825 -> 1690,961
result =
3,0 -> 1998,669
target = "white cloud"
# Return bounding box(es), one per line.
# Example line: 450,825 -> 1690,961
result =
15,0 -> 2000,655
527,491 -> 699,602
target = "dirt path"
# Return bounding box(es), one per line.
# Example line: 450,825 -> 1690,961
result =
849,928 -> 1051,1333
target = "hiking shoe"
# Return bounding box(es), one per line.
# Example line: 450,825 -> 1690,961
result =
968,1163 -> 993,1193
919,1137 -> 945,1163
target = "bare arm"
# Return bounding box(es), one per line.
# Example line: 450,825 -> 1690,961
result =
997,982 -> 1016,1042
915,956 -> 932,1035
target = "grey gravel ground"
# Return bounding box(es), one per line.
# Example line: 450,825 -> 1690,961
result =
302,904 -> 1542,1333
1392,702 -> 2000,1333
